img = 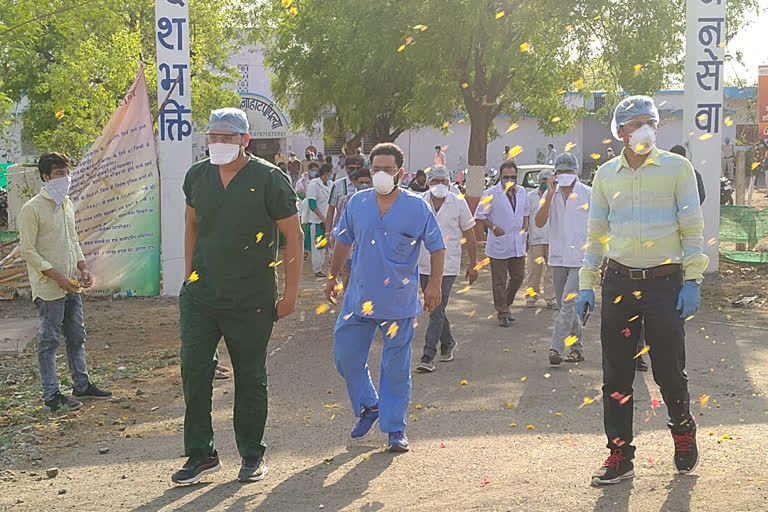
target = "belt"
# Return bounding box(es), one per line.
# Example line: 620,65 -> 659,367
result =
606,259 -> 682,280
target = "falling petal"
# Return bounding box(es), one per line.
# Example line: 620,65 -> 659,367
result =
55,110 -> 65,119
706,237 -> 717,246
289,6 -> 297,15
442,120 -> 450,128
255,232 -> 264,243
188,270 -> 199,282
460,379 -> 468,385
632,290 -> 642,300
578,397 -> 595,408
633,345 -> 651,359
343,312 -> 354,320
460,237 -> 467,245
612,437 -> 626,447
551,116 -> 561,123
495,10 -> 505,19
613,295 -> 623,304
405,36 -> 414,44
699,394 -> 710,407
526,287 -> 538,297
535,256 -> 546,265
565,335 -> 579,347
507,145 -> 523,157
474,257 -> 491,271
268,260 -> 283,267
699,133 -> 713,141
590,153 -> 601,160
629,314 -> 640,322
573,78 -> 584,90
526,424 -> 535,430
361,301 -> 374,315
461,82 -> 469,89
621,327 -> 631,338
519,42 -> 530,52
579,203 -> 589,210
565,292 -> 578,302
386,322 -> 399,338
520,376 -> 527,382
413,24 -> 428,31
506,122 -> 519,133
565,142 -> 577,151
633,64 -> 642,76
651,398 -> 660,409
316,304 -> 329,315
457,285 -> 471,294
544,373 -> 551,378
612,191 -> 621,199
397,44 -> 406,52
384,277 -> 390,286
724,116 -> 734,127
281,0 -> 292,6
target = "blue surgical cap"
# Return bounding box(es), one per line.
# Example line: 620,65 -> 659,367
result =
554,152 -> 579,173
428,165 -> 451,181
208,108 -> 249,134
611,95 -> 659,140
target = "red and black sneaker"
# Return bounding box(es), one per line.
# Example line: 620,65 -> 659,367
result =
171,450 -> 221,484
591,448 -> 635,485
672,428 -> 699,474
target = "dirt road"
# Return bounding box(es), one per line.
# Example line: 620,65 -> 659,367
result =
2,266 -> 768,511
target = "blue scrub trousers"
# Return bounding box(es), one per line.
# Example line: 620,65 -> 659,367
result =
333,313 -> 415,433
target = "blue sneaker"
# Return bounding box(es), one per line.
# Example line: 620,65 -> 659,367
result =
387,431 -> 409,452
350,406 -> 379,439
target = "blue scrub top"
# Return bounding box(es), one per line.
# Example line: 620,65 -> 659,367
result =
334,189 -> 445,319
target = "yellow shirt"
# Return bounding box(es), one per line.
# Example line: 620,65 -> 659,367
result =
579,147 -> 709,290
18,188 -> 84,301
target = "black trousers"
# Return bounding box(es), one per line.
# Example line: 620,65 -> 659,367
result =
600,267 -> 694,456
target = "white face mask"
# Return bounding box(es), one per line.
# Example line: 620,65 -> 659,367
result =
430,184 -> 449,198
556,173 -> 577,187
628,125 -> 656,155
209,143 -> 241,165
44,175 -> 71,210
372,170 -> 397,195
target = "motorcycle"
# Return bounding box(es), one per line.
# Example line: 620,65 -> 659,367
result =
720,176 -> 733,205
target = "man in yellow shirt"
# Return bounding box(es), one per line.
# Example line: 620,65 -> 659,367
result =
578,96 -> 707,485
18,152 -> 111,412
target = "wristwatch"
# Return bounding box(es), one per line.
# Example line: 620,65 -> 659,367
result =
687,278 -> 704,285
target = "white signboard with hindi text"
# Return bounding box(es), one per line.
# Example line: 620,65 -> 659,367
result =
155,0 -> 193,294
683,0 -> 725,273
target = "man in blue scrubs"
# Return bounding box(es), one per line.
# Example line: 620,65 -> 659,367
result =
325,143 -> 446,452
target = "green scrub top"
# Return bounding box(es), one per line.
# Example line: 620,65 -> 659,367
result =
182,157 -> 298,309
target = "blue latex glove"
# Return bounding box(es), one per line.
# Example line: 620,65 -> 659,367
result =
676,281 -> 701,319
576,290 -> 595,323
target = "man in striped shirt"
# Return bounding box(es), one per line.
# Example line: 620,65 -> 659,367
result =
577,96 -> 708,485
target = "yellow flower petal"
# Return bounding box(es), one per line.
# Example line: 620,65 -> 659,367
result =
699,133 -> 713,141
361,301 -> 374,315
573,78 -> 584,90
495,11 -> 506,19
460,379 -> 468,385
633,64 -> 642,76
506,123 -> 519,133
565,335 -> 579,347
519,42 -> 530,52
315,304 -> 329,315
633,345 -> 651,359
397,44 -> 406,52
188,270 -> 199,282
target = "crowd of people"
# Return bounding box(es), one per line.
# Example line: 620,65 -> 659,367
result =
17,95 -> 706,487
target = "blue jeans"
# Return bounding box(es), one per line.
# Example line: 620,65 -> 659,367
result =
333,314 -> 415,433
419,274 -> 456,359
550,267 -> 584,354
34,294 -> 90,401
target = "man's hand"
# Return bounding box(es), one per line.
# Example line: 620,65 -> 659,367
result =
423,279 -> 442,312
80,268 -> 93,288
492,225 -> 505,237
576,290 -> 595,323
465,266 -> 478,285
55,275 -> 79,294
324,276 -> 340,304
676,281 -> 701,319
546,175 -> 556,196
275,297 -> 297,322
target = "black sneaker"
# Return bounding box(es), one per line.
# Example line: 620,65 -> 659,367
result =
672,428 -> 699,474
416,356 -> 436,373
238,455 -> 268,483
44,392 -> 82,412
172,451 -> 222,484
73,383 -> 112,400
591,448 -> 635,485
635,356 -> 649,372
439,341 -> 457,362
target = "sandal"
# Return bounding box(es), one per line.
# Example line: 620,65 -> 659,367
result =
564,350 -> 584,363
215,365 -> 231,380
549,349 -> 563,366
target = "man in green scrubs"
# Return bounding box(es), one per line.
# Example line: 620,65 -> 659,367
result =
171,108 -> 302,485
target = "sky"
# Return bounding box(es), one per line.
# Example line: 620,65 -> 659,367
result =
726,3 -> 768,85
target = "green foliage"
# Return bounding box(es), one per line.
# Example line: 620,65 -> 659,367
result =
0,0 -> 247,160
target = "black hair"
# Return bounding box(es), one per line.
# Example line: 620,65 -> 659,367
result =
499,159 -> 518,174
319,163 -> 332,176
370,143 -> 404,169
435,145 -> 441,150
669,145 -> 686,157
38,152 -> 71,180
345,155 -> 365,167
325,155 -> 333,164
351,167 -> 371,181
277,161 -> 286,168
416,169 -> 426,177
308,162 -> 320,170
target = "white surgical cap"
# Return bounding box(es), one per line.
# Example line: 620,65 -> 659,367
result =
611,95 -> 659,140
554,152 -> 579,173
428,165 -> 451,181
208,108 -> 249,134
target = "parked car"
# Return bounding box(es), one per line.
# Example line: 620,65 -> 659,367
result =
518,164 -> 555,190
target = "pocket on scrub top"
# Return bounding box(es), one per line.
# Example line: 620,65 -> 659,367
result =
385,232 -> 418,263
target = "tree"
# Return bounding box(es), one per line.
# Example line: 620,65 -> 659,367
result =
0,0 -> 250,160
255,0 -> 455,152
405,0 -> 760,194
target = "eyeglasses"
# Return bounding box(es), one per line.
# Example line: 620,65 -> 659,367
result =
206,133 -> 243,144
371,166 -> 399,175
621,119 -> 658,131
